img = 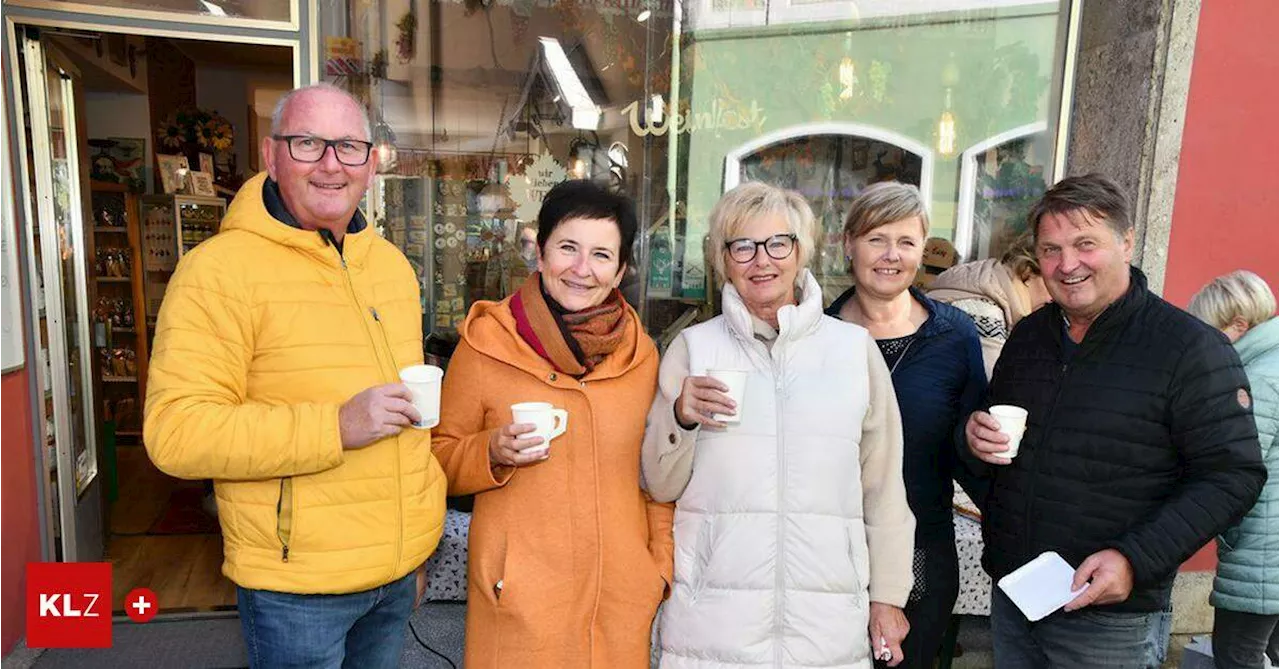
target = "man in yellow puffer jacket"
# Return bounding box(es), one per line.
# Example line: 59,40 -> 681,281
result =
144,83 -> 446,668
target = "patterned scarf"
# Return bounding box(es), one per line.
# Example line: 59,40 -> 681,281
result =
510,272 -> 627,376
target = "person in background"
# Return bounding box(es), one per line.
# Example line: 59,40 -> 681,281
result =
964,173 -> 1265,668
826,181 -> 988,668
145,83 -> 446,668
643,181 -> 916,668
431,180 -> 671,668
928,229 -> 1052,378
1188,270 -> 1279,669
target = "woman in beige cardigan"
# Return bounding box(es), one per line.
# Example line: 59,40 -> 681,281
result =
927,230 -> 1051,378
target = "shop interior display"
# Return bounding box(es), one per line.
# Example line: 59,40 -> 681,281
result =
139,194 -> 225,322
89,181 -> 150,440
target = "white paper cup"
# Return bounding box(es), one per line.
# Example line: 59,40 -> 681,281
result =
399,365 -> 444,429
707,369 -> 748,424
511,402 -> 569,454
990,405 -> 1029,458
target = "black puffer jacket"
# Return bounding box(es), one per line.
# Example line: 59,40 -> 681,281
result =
976,267 -> 1265,613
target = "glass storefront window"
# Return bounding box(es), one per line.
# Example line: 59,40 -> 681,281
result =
319,0 -> 1069,349
33,0 -> 293,23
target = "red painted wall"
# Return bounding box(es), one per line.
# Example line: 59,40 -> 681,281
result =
1165,0 -> 1280,307
1,334 -> 41,655
1166,0 -> 1279,573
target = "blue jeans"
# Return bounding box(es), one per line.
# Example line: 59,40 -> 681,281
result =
237,571 -> 417,669
991,589 -> 1164,669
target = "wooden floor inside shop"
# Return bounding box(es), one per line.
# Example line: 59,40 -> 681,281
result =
106,445 -> 237,613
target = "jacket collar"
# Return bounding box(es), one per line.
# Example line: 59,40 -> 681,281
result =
458,291 -> 655,383
722,269 -> 825,347
262,177 -> 368,236
1047,265 -> 1149,347
1235,316 -> 1279,366
220,173 -> 374,269
824,284 -> 955,339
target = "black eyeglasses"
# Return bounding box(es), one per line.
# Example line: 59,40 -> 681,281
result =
272,135 -> 374,166
725,233 -> 797,263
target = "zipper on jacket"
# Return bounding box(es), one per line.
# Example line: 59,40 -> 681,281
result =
368,303 -> 407,575
329,242 -> 406,582
277,477 -> 294,562
1024,358 -> 1071,561
772,348 -> 788,667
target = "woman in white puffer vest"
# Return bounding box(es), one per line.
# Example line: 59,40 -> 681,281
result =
641,182 -> 917,668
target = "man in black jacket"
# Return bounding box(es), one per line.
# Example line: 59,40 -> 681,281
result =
964,173 -> 1265,668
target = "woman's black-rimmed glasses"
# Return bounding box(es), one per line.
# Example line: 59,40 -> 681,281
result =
725,233 -> 798,263
272,135 -> 374,166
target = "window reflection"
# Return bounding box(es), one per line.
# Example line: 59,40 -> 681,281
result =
321,0 -> 1067,345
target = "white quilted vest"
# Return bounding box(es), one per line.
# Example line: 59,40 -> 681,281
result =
658,271 -> 875,669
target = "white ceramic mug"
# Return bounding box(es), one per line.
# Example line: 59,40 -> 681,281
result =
989,404 -> 1029,458
707,369 -> 749,424
399,365 -> 444,429
511,402 -> 569,453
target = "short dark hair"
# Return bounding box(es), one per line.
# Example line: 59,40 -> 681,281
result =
1026,173 -> 1131,242
536,180 -> 638,268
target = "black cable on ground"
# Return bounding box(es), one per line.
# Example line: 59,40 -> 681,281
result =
408,618 -> 458,669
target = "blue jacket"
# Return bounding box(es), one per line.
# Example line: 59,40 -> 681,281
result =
828,287 -> 988,540
1212,317 -> 1279,615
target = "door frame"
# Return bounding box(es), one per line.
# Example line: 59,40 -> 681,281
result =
17,32 -> 104,561
3,5 -> 311,562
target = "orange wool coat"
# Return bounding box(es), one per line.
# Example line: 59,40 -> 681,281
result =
432,295 -> 674,669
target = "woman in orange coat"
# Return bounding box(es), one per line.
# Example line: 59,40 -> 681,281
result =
432,180 -> 672,668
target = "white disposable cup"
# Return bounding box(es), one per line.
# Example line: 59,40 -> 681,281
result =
399,365 -> 444,429
511,402 -> 569,455
707,369 -> 749,424
990,404 -> 1029,458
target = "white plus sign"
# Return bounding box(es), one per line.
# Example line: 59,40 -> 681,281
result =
131,596 -> 152,615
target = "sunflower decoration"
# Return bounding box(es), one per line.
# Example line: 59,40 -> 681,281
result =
155,106 -> 235,155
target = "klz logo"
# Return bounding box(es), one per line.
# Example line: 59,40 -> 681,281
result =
27,563 -> 112,648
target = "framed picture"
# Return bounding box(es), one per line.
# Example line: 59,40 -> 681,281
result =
187,171 -> 217,197
156,154 -> 189,194
198,153 -> 214,177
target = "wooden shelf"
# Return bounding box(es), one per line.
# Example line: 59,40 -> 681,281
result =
112,328 -> 136,333
102,376 -> 138,383
96,277 -> 132,283
116,430 -> 143,437
93,227 -> 129,233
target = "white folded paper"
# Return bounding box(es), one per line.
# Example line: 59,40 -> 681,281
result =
997,551 -> 1090,622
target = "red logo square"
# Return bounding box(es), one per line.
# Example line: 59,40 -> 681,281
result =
26,562 -> 112,648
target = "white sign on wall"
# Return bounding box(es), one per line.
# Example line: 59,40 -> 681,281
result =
2,96 -> 25,373
510,152 -> 567,222
2,210 -> 25,373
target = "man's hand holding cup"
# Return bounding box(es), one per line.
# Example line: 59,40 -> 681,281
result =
965,405 -> 1028,465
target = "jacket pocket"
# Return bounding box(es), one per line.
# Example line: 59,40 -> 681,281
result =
493,532 -> 512,606
689,516 -> 714,602
846,521 -> 868,593
276,477 -> 295,562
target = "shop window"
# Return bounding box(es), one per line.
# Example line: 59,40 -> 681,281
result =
316,0 -> 1068,350
725,125 -> 928,300
954,123 -> 1050,261
39,0 -> 293,24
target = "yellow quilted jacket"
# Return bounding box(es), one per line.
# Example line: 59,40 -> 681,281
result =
144,173 -> 446,594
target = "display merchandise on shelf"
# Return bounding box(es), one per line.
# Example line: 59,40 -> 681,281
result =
139,193 -> 226,321
399,174 -> 515,336
89,181 -> 150,440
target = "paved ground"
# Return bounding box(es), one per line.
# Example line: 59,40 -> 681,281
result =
2,604 -> 1218,669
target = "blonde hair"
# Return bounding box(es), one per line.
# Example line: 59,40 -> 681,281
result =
1188,270 -> 1277,330
843,181 -> 930,241
708,182 -> 816,284
998,229 -> 1041,282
